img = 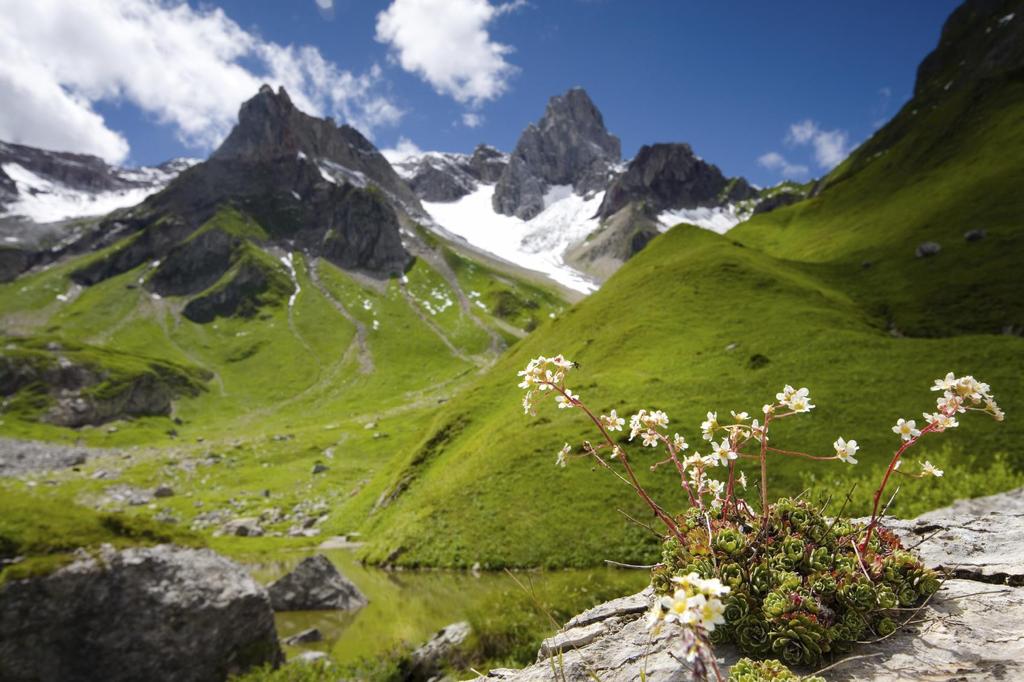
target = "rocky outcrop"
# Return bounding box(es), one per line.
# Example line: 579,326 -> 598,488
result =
565,202 -> 660,280
212,85 -> 420,211
752,190 -> 803,215
0,438 -> 115,476
489,488 -> 1024,681
0,544 -> 282,682
65,86 -> 414,299
493,88 -> 620,219
181,254 -> 291,324
596,144 -> 754,220
468,144 -> 509,183
0,340 -> 208,427
914,0 -> 1024,100
394,145 -> 509,203
0,246 -> 31,283
267,554 -> 368,611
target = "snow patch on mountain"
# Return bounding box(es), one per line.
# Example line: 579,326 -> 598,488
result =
1,160 -> 196,223
423,184 -> 600,294
657,205 -> 751,235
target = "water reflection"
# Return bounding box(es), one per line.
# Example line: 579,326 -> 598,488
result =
247,549 -> 649,663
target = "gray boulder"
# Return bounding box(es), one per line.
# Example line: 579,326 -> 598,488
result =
283,627 -> 323,645
468,144 -> 509,183
915,241 -> 942,257
493,88 -> 620,220
964,228 -> 987,242
267,554 -> 367,611
0,544 -> 282,682
488,488 -> 1024,681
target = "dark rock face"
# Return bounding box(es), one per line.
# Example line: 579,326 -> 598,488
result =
0,246 -> 31,283
147,228 -> 239,297
402,156 -> 478,202
0,544 -> 282,682
752,190 -> 803,215
395,145 -> 509,203
493,88 -> 621,219
0,140 -> 131,194
267,554 -> 367,611
0,340 -> 207,427
916,241 -> 942,258
213,85 -> 419,211
182,257 -> 289,324
468,144 -> 509,183
596,144 -> 752,220
64,86 -> 413,313
915,0 -> 1024,99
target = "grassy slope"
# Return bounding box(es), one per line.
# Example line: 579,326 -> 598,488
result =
359,73 -> 1024,569
0,206 -> 570,564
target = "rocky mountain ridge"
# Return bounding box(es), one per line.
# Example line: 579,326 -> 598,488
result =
0,140 -> 195,226
492,88 -> 622,220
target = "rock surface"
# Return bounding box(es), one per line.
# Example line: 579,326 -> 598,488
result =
409,621 -> 472,681
493,88 -> 620,220
596,143 -> 755,220
267,554 -> 368,611
0,438 -> 115,476
0,544 -> 282,682
488,488 -> 1024,681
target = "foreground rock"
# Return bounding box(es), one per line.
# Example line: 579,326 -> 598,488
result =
409,621 -> 472,681
267,554 -> 368,611
488,488 -> 1024,681
0,544 -> 282,682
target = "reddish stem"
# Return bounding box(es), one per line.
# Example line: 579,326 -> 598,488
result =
547,383 -> 687,545
859,421 -> 939,550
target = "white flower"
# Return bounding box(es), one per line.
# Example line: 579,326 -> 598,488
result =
762,403 -> 774,415
600,409 -> 625,431
672,433 -> 689,451
738,471 -> 747,489
706,479 -> 725,499
711,439 -> 736,466
921,460 -> 944,477
923,412 -> 959,431
522,391 -> 535,415
629,410 -> 648,440
833,437 -> 859,464
937,391 -> 964,414
778,385 -> 814,412
555,443 -> 571,468
648,410 -> 670,428
892,418 -> 920,441
931,372 -> 957,392
776,385 -> 796,403
750,419 -> 766,442
555,391 -> 578,409
730,410 -> 750,422
641,430 -> 660,448
985,397 -> 1005,422
701,411 -> 718,441
610,445 -> 624,459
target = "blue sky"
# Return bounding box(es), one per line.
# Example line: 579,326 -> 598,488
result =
0,0 -> 961,187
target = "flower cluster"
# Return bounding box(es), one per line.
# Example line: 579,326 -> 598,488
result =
929,372 -> 1003,422
517,354 -> 575,416
646,572 -> 731,635
652,499 -> 941,668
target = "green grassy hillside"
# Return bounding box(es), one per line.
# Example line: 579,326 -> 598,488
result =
357,55 -> 1024,568
0,205 -> 568,564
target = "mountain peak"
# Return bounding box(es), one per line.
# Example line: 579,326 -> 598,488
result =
492,87 -> 620,220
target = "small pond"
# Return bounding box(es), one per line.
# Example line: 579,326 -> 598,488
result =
248,549 -> 650,665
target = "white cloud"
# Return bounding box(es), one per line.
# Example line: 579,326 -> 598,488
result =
757,152 -> 808,178
375,0 -> 522,106
380,136 -> 422,164
785,119 -> 851,169
315,0 -> 334,8
462,112 -> 484,128
0,0 -> 401,164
